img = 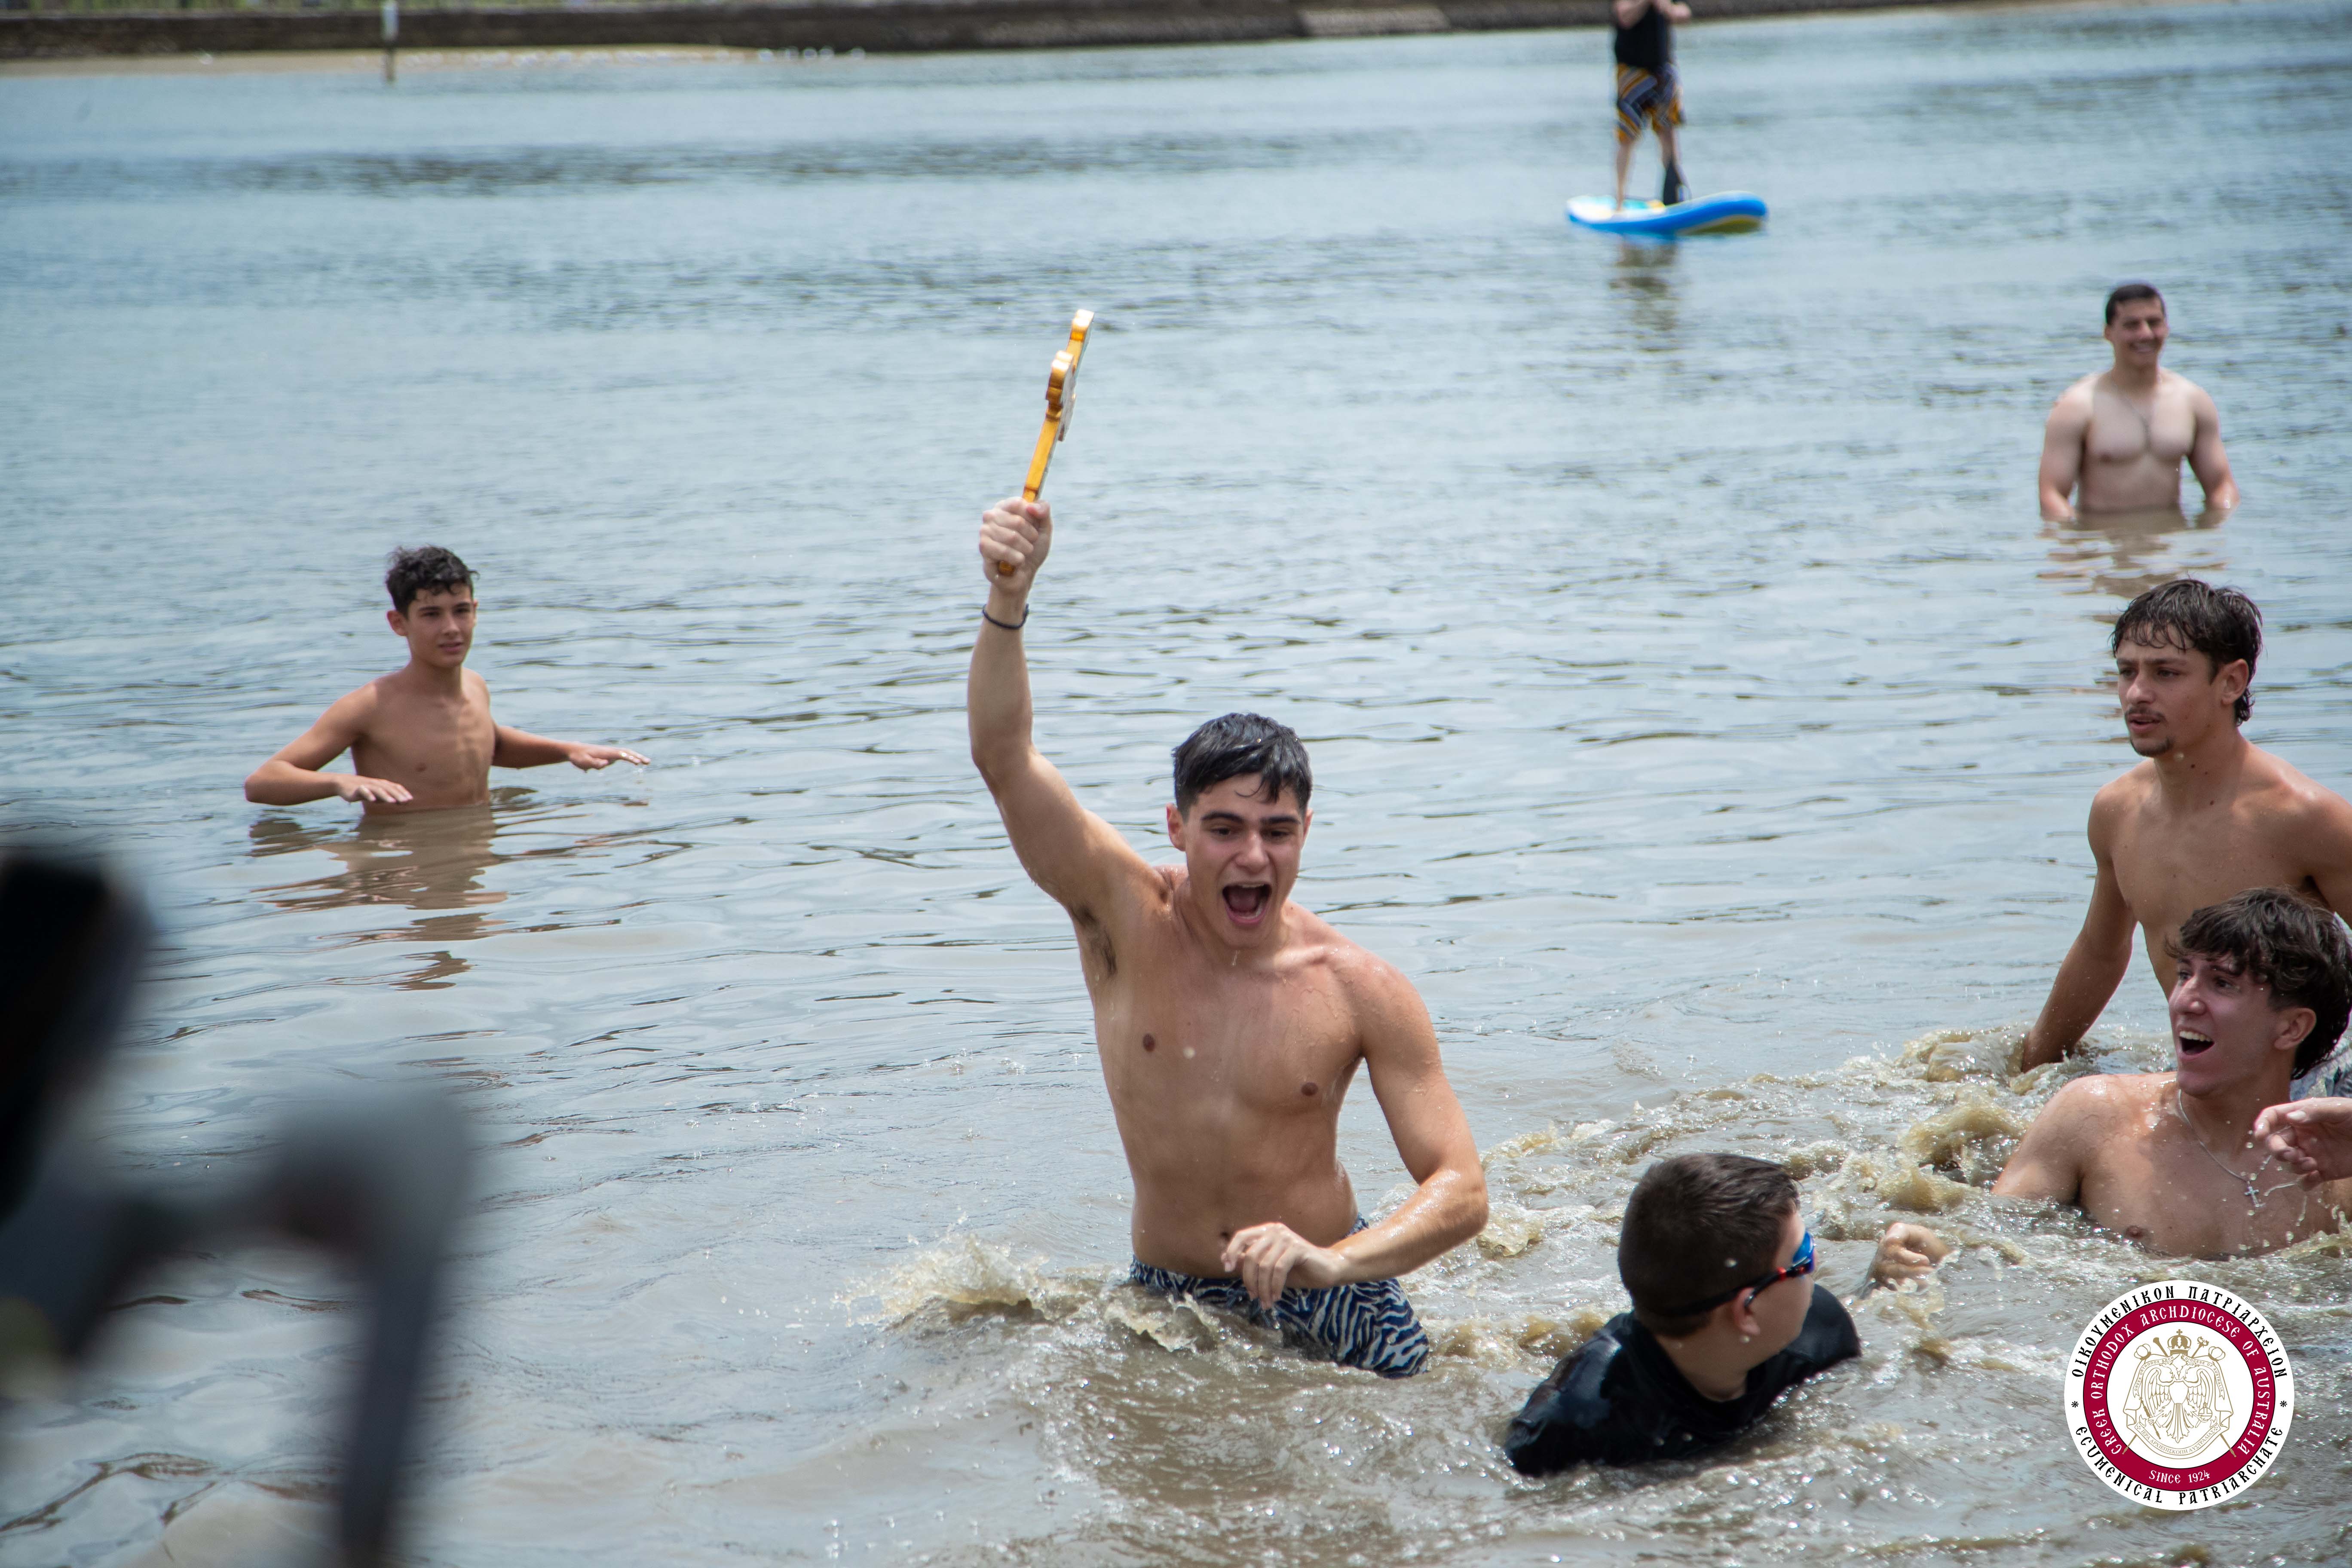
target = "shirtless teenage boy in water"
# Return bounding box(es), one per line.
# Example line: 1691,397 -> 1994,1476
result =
968,498 -> 1487,1377
1996,889 -> 2352,1256
2020,581 -> 2352,1098
2038,284 -> 2237,523
245,546 -> 647,814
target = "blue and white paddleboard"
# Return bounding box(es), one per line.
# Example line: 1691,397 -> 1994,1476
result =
1566,192 -> 1767,237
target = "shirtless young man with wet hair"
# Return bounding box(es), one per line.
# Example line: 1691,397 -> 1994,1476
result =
2038,284 -> 2238,523
1996,888 -> 2352,1255
967,498 -> 1487,1377
2020,580 -> 2352,1099
245,546 -> 646,813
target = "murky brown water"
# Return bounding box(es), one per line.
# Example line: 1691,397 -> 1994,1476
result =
4,2 -> 2352,1562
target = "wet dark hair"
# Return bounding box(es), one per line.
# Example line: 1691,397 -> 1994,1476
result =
1170,714 -> 1312,815
1619,1154 -> 1798,1338
2105,282 -> 2164,326
2173,889 -> 2352,1079
385,545 -> 477,613
2111,579 -> 2261,725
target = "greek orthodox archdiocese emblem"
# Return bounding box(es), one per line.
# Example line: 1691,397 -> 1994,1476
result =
2120,1329 -> 2230,1459
2066,1282 -> 2293,1511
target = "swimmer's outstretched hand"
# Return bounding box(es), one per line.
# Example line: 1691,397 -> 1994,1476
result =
978,498 -> 1052,597
1869,1222 -> 1952,1287
1221,1221 -> 1348,1308
2253,1098 -> 2352,1187
335,774 -> 414,806
566,744 -> 650,771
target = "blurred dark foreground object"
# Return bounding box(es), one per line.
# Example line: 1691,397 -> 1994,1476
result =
0,852 -> 469,1567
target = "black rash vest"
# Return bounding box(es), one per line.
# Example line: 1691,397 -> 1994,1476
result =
1613,0 -> 1673,71
1504,1287 -> 1859,1474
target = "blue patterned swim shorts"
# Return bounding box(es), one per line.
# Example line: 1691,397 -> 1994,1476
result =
1127,1218 -> 1432,1379
1614,63 -> 1683,144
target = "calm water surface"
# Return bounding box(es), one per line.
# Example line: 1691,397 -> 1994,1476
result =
5,2 -> 2352,1562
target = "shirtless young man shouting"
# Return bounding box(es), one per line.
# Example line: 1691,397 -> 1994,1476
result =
245,546 -> 646,813
2020,580 -> 2352,1099
1996,889 -> 2352,1256
968,498 -> 1488,1378
2038,284 -> 2238,523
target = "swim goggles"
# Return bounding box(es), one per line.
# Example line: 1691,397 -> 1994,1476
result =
1660,1229 -> 1816,1318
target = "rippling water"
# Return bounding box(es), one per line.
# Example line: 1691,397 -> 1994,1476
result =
5,3 -> 2352,1562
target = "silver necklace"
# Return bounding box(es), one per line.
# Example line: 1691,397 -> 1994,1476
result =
2173,1089 -> 2278,1211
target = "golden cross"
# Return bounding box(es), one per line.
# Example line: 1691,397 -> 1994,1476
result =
998,309 -> 1095,575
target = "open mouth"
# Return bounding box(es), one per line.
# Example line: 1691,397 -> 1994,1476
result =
2177,1029 -> 2214,1057
1222,884 -> 1271,925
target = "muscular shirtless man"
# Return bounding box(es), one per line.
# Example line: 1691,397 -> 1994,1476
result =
2038,284 -> 2237,523
2018,581 -> 2352,1099
1995,889 -> 2352,1256
968,498 -> 1488,1377
245,546 -> 646,813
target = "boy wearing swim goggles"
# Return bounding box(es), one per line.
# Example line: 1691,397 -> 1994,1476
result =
1505,1152 -> 1945,1473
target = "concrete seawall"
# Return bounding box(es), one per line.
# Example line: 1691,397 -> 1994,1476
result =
2,0 -> 1985,61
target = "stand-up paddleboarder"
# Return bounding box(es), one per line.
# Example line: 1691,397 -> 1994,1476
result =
965,496 -> 1488,1376
1613,0 -> 1692,208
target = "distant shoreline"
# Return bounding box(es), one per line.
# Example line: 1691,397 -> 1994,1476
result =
0,0 -> 2128,65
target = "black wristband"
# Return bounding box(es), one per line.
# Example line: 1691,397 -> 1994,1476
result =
981,604 -> 1029,632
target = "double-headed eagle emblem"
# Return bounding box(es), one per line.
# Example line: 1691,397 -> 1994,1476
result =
2121,1329 -> 2233,1459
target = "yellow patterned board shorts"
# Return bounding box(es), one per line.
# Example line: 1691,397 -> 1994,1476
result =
1614,64 -> 1683,143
